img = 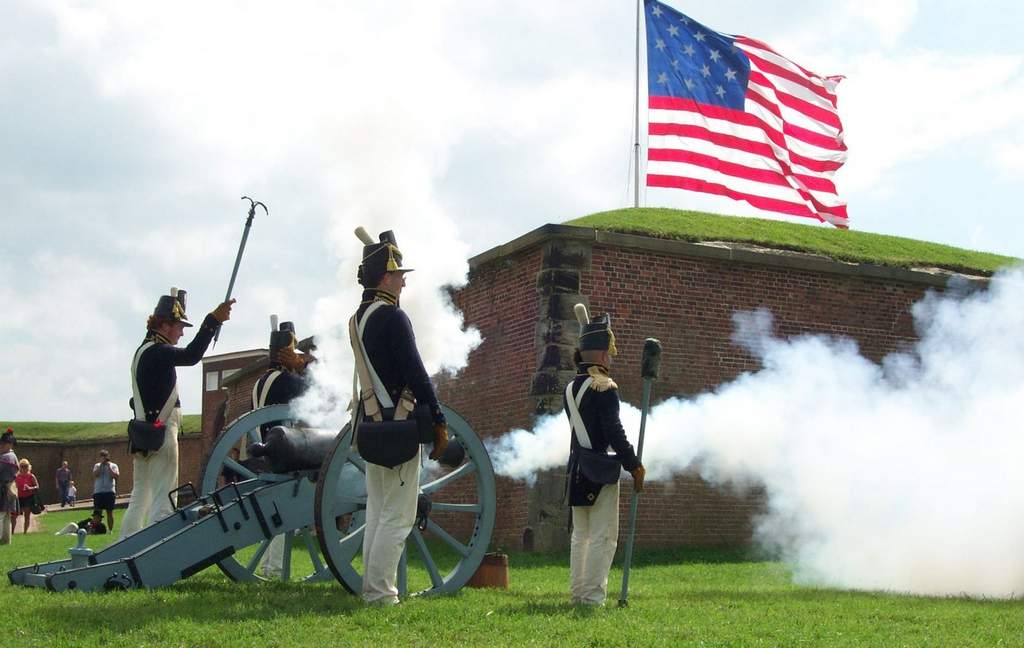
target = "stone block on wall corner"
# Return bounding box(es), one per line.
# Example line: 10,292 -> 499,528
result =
541,240 -> 592,271
536,268 -> 581,295
541,293 -> 588,321
538,344 -> 576,371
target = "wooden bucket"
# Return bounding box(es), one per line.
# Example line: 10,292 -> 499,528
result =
466,552 -> 509,589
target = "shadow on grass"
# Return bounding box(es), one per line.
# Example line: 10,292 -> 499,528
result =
506,545 -> 762,570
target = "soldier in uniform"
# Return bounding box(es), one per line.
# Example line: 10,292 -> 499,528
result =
252,316 -> 315,434
565,305 -> 645,606
351,227 -> 448,605
119,288 -> 234,540
249,315 -> 315,577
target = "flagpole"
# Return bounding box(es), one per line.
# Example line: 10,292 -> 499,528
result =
633,0 -> 641,208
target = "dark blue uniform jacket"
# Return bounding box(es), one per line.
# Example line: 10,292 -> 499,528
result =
134,314 -> 220,422
252,368 -> 309,437
356,290 -> 445,426
565,363 -> 640,507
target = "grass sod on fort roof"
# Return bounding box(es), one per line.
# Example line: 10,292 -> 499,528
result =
568,208 -> 1021,275
3,510 -> 1023,647
0,414 -> 202,442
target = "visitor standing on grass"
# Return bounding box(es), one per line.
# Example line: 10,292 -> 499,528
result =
12,459 -> 40,534
350,228 -> 448,605
92,449 -> 119,532
56,460 -> 72,507
0,429 -> 19,544
119,287 -> 234,540
565,306 -> 645,606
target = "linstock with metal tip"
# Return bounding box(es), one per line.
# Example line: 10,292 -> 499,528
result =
618,337 -> 662,607
214,196 -> 267,347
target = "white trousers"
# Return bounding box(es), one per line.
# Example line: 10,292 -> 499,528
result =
0,511 -> 10,545
119,409 -> 181,540
261,534 -> 285,578
570,480 -> 620,605
362,448 -> 421,604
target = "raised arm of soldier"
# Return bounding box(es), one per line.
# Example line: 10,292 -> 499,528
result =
156,297 -> 235,367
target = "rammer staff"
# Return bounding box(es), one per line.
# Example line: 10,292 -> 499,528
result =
618,337 -> 662,607
214,196 -> 267,346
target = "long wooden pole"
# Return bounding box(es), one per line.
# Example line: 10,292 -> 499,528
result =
618,337 -> 662,607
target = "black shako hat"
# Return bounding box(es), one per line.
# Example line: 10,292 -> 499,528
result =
354,226 -> 414,287
268,315 -> 298,354
153,287 -> 193,327
1,427 -> 15,447
574,303 -> 618,355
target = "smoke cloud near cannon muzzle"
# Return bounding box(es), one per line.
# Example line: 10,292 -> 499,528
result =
490,267 -> 1024,598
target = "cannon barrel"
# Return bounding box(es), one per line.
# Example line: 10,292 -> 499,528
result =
249,425 -> 468,473
247,426 -> 339,473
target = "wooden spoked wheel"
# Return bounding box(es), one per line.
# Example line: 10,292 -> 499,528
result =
313,405 -> 496,596
200,404 -> 338,584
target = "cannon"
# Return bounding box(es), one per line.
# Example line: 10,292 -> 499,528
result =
8,402 -> 496,596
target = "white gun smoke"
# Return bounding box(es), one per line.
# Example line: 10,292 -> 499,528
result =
490,267 -> 1024,598
288,213 -> 482,431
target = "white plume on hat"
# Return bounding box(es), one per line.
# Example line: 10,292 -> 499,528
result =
270,314 -> 279,332
574,303 -> 590,325
354,226 -> 375,245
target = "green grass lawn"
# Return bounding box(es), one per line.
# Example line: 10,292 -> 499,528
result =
3,509 -> 1022,647
567,208 -> 1021,275
1,414 -> 202,442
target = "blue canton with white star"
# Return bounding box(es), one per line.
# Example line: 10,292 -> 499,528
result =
645,0 -> 750,109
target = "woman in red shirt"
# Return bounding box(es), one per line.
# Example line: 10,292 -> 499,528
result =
12,459 -> 39,534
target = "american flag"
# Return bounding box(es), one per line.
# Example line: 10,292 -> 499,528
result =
644,0 -> 848,228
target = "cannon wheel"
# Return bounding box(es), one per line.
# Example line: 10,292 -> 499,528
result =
314,405 -> 496,597
200,404 -> 337,584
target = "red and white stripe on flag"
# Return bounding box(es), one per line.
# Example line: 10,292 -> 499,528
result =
644,1 -> 848,228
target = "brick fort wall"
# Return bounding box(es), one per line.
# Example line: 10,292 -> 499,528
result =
445,224 -> 984,550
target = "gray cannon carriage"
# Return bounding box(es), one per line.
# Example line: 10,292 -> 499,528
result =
8,403 -> 497,595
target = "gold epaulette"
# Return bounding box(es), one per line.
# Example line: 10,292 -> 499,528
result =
587,365 -> 618,391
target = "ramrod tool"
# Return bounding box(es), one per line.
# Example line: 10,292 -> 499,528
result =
214,196 -> 267,347
618,337 -> 662,607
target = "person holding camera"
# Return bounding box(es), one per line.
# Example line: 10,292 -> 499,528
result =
77,511 -> 108,535
91,449 -> 120,532
565,305 -> 645,607
119,287 -> 234,540
351,228 -> 447,605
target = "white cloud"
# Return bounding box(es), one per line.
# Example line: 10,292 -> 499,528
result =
840,0 -> 919,46
992,133 -> 1024,181
837,51 -> 1024,194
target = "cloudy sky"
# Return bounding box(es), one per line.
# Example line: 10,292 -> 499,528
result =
2,0 -> 1022,421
